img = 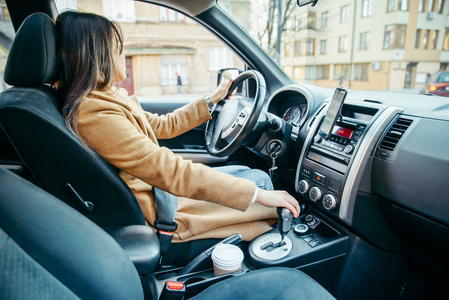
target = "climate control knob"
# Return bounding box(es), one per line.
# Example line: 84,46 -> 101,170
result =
298,180 -> 310,194
322,194 -> 338,211
309,187 -> 322,202
344,144 -> 354,155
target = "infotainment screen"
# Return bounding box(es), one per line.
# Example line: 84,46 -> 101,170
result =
319,88 -> 347,139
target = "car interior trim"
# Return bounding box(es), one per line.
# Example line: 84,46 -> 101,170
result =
339,106 -> 403,225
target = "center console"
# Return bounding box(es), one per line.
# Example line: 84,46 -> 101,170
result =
296,103 -> 375,216
295,90 -> 402,225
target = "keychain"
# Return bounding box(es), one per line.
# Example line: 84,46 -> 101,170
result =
269,144 -> 280,187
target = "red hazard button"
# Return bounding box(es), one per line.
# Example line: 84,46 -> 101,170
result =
313,172 -> 326,184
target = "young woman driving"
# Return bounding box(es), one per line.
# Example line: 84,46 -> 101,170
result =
55,11 -> 300,242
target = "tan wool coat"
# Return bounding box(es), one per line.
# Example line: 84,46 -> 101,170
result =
77,88 -> 277,242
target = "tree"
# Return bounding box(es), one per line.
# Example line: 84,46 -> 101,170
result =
256,0 -> 296,63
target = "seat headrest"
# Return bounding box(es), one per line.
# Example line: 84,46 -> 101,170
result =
4,12 -> 57,87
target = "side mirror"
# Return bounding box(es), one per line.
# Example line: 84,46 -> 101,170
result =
297,0 -> 318,7
217,68 -> 245,96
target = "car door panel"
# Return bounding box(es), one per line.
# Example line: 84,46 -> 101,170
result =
139,100 -> 229,165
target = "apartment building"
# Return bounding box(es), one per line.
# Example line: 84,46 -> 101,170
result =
281,0 -> 449,91
56,0 -> 244,96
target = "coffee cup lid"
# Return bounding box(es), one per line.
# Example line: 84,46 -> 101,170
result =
211,244 -> 244,268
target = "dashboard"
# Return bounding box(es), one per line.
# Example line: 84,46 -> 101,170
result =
265,84 -> 449,275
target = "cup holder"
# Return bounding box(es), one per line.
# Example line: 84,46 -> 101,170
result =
184,277 -> 206,286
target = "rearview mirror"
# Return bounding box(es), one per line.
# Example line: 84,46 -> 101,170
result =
297,0 -> 318,7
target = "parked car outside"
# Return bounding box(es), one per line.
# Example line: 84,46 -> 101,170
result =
421,71 -> 449,97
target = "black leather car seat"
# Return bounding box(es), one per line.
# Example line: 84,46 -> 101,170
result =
0,12 -> 145,227
0,12 -> 229,266
0,165 -> 335,299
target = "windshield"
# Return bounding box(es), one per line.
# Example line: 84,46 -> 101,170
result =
218,0 -> 448,95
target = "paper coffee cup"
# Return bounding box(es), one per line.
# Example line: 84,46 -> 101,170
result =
211,244 -> 244,276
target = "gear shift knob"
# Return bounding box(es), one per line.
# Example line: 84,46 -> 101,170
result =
277,207 -> 293,242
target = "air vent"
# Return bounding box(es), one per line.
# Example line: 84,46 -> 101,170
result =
306,104 -> 326,133
379,118 -> 413,151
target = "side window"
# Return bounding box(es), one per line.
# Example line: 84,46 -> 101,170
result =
0,0 -> 14,92
56,0 -> 244,98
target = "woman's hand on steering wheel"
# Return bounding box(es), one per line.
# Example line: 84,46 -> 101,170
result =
255,189 -> 301,218
210,77 -> 233,104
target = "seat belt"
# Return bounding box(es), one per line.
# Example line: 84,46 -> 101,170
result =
153,187 -> 178,258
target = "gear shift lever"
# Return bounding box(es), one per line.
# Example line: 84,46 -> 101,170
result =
277,207 -> 293,243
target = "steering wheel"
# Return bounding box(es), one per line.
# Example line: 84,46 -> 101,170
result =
205,70 -> 266,157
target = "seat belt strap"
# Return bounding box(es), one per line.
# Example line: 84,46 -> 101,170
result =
153,187 -> 178,256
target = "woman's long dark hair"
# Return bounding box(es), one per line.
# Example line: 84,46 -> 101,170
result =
55,11 -> 123,137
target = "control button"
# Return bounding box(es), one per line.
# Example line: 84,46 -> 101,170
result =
303,235 -> 316,243
309,187 -> 322,202
298,180 -> 310,194
308,240 -> 321,248
328,179 -> 341,193
293,224 -> 309,236
301,167 -> 311,177
322,194 -> 338,211
313,172 -> 326,184
314,135 -> 323,143
344,144 -> 355,154
304,214 -> 314,224
336,145 -> 344,151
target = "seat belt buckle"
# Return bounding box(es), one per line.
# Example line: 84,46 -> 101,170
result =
157,230 -> 174,256
154,220 -> 178,232
160,281 -> 185,300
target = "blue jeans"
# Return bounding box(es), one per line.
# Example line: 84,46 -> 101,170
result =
213,165 -> 274,191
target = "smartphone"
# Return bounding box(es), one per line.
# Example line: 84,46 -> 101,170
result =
319,88 -> 347,139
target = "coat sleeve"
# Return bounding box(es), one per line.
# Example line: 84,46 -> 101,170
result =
141,97 -> 212,139
77,99 -> 255,212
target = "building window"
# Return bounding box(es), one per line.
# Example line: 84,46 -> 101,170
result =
419,0 -> 425,11
305,66 -> 314,80
383,24 -> 406,49
423,30 -> 430,49
55,0 -> 77,12
321,12 -> 328,28
431,30 -> 439,49
160,55 -> 188,86
315,65 -> 330,79
387,0 -> 408,11
295,16 -> 304,30
362,0 -> 372,17
334,64 -> 350,80
307,13 -> 316,29
320,40 -> 327,54
159,7 -> 186,22
426,0 -> 443,12
415,29 -> 421,48
437,0 -> 444,13
339,36 -> 348,52
353,63 -> 369,81
294,40 -> 302,56
359,32 -> 370,50
103,0 -> 135,22
443,28 -> 449,51
306,39 -> 315,56
294,66 -> 305,80
284,44 -> 291,57
209,47 -> 233,71
340,5 -> 350,23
